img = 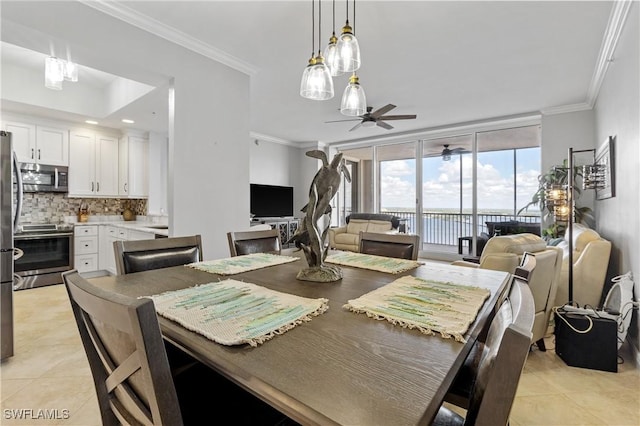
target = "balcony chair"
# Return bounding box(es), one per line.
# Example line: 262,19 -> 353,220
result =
113,235 -> 203,275
227,228 -> 281,257
358,231 -> 420,260
63,270 -> 290,426
434,273 -> 535,425
451,233 -> 562,351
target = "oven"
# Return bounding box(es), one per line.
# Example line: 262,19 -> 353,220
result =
13,224 -> 74,290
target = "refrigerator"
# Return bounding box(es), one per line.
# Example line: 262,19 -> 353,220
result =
1,130 -> 22,360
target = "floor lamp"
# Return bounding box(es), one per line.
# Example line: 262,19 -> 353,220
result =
547,148 -> 606,305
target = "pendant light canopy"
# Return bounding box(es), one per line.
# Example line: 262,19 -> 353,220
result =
300,0 -> 334,100
340,73 -> 367,116
336,0 -> 361,73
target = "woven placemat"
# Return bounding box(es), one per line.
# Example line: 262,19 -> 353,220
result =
343,275 -> 490,342
187,253 -> 299,275
326,251 -> 420,274
146,279 -> 328,347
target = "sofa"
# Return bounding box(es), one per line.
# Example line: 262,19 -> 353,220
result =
452,233 -> 563,350
329,213 -> 400,252
553,224 -> 611,309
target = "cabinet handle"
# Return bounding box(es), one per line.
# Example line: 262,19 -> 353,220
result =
31,148 -> 34,159
37,149 -> 41,160
91,182 -> 94,192
124,183 -> 128,192
96,182 -> 100,192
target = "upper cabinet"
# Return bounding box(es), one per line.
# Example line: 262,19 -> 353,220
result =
119,135 -> 149,198
68,129 -> 119,197
2,121 -> 69,166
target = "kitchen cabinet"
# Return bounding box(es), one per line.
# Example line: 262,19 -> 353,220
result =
74,225 -> 99,274
68,130 -> 119,197
2,121 -> 69,166
99,225 -> 154,275
119,135 -> 149,198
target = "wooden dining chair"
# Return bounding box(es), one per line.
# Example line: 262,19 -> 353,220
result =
63,270 -> 293,426
227,228 -> 282,257
437,276 -> 535,425
358,231 -> 420,260
113,235 -> 203,275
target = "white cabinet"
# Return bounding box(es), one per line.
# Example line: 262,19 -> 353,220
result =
74,225 -> 99,274
119,135 -> 149,198
99,225 -> 154,275
69,130 -> 119,197
2,121 -> 68,166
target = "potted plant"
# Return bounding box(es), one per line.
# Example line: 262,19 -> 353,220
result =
518,161 -> 594,239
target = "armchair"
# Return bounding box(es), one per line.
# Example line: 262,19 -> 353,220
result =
452,233 -> 562,351
553,224 -> 611,308
329,213 -> 400,252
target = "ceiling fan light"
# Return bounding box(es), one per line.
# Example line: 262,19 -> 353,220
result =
443,153 -> 451,161
44,56 -> 64,90
300,55 -> 334,101
340,74 -> 366,116
336,23 -> 360,73
324,34 -> 343,77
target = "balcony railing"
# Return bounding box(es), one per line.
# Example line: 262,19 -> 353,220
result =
382,211 -> 541,246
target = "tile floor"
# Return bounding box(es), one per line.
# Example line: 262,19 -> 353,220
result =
1,283 -> 639,425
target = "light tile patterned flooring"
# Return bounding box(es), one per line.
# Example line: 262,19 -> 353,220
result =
1,283 -> 639,425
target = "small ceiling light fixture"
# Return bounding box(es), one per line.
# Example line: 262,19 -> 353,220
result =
340,73 -> 367,116
324,0 -> 342,77
121,119 -> 135,124
85,120 -> 99,125
300,0 -> 334,100
336,0 -> 361,73
45,56 -> 79,90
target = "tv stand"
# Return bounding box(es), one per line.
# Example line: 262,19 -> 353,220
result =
252,217 -> 300,248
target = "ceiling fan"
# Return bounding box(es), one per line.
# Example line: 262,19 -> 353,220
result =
441,144 -> 470,160
325,104 -> 417,132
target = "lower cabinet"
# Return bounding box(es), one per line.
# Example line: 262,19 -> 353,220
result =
253,217 -> 300,248
83,225 -> 155,276
74,225 -> 99,274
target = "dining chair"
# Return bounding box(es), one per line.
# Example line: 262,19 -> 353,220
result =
358,231 -> 420,260
434,275 -> 535,425
227,228 -> 282,257
63,270 -> 293,426
113,235 -> 203,275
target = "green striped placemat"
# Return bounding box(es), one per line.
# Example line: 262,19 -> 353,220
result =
187,253 -> 299,275
146,279 -> 328,347
344,275 -> 490,342
326,251 -> 420,274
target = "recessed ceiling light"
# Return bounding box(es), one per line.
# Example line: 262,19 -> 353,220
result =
85,120 -> 98,125
121,119 -> 135,124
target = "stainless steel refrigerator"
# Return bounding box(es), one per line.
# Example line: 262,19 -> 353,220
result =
1,130 -> 22,360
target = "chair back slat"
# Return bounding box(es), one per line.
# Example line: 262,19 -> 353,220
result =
114,235 -> 203,275
358,231 -> 420,260
227,229 -> 281,257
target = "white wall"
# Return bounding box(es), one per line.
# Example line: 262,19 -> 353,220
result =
249,139 -> 295,186
593,3 -> 639,353
147,131 -> 168,216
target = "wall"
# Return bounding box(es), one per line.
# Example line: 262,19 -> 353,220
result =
593,3 -> 639,353
147,131 -> 168,216
249,139 -> 295,186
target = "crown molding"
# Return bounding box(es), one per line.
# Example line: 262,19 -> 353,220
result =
250,132 -> 297,147
541,102 -> 593,116
79,0 -> 258,76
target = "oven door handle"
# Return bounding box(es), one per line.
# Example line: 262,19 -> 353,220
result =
14,232 -> 74,240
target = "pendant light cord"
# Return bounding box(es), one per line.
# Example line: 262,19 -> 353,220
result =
318,0 -> 322,55
345,0 -> 350,26
332,0 -> 336,35
353,0 -> 356,35
311,0 -> 315,58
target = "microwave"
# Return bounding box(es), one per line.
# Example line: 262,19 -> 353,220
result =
19,163 -> 69,193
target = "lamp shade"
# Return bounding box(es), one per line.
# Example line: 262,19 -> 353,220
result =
300,55 -> 334,100
340,74 -> 366,116
45,57 -> 64,90
324,34 -> 342,77
336,23 -> 360,73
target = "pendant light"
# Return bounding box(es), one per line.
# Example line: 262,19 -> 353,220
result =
45,56 -> 64,90
336,0 -> 361,73
340,73 -> 367,116
324,0 -> 342,77
300,0 -> 334,100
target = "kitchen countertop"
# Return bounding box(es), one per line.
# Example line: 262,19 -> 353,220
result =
72,219 -> 169,237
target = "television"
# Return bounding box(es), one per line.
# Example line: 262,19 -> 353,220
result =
250,184 -> 294,218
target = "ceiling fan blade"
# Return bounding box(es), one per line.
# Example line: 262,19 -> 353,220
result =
349,122 -> 363,132
325,119 -> 362,123
369,104 -> 396,119
451,147 -> 470,153
376,121 -> 394,130
378,114 -> 417,121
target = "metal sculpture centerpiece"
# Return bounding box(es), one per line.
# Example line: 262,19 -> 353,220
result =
288,150 -> 351,282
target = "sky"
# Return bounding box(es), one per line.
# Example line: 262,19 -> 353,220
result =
380,147 -> 541,213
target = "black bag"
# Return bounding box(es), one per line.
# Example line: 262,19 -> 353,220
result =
554,308 -> 618,373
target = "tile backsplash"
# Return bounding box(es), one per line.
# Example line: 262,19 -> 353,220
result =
19,193 -> 147,224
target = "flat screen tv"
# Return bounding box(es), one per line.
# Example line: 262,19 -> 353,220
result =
250,184 -> 294,218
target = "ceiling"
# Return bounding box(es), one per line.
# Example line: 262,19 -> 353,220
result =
0,1 -> 615,145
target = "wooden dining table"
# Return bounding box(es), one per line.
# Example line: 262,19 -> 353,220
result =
89,250 -> 511,426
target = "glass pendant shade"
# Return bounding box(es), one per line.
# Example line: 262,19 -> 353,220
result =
336,23 -> 361,73
324,34 -> 342,77
45,57 -> 64,90
340,74 -> 366,116
63,61 -> 79,82
300,55 -> 334,100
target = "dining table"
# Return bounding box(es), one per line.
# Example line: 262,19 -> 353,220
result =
88,249 -> 511,426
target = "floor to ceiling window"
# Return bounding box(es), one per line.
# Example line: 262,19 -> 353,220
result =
335,121 -> 541,260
